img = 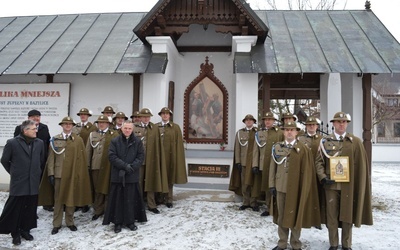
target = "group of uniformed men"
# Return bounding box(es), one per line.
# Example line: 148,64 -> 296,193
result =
229,111 -> 373,250
1,106 -> 187,244
0,106 -> 373,248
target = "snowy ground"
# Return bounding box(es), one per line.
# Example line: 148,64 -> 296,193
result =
0,163 -> 398,249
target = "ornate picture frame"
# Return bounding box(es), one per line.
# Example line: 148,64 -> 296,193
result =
184,57 -> 228,144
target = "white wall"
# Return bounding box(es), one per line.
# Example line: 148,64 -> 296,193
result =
0,73 -> 134,185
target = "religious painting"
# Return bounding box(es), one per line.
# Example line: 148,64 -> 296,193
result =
184,57 -> 228,144
329,156 -> 350,182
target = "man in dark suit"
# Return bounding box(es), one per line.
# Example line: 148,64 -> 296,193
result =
0,120 -> 45,245
14,109 -> 51,211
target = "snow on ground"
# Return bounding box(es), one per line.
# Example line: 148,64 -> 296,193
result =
0,163 -> 398,249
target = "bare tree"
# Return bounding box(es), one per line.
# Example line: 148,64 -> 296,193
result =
256,0 -> 347,10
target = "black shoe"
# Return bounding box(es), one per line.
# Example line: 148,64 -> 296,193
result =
272,246 -> 285,250
114,224 -> 122,233
51,227 -> 61,235
166,203 -> 173,208
127,224 -> 138,231
92,214 -> 102,221
43,206 -> 54,212
12,235 -> 21,245
343,248 -> 352,250
260,211 -> 270,216
252,206 -> 260,212
239,205 -> 251,210
20,231 -> 34,241
148,208 -> 160,214
328,247 -> 338,250
68,225 -> 77,231
81,205 -> 90,213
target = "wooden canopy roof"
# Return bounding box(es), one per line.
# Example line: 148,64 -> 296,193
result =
133,0 -> 268,45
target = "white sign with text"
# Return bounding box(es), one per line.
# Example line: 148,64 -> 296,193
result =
0,83 -> 70,145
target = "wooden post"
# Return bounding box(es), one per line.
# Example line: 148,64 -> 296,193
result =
362,74 -> 372,171
132,74 -> 140,112
262,74 -> 271,113
168,81 -> 175,121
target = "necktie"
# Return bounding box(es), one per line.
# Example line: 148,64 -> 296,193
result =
339,135 -> 343,141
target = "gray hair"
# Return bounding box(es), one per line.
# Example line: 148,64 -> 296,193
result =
21,120 -> 36,131
122,120 -> 134,127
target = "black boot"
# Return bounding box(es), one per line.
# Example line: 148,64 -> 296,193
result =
11,232 -> 21,245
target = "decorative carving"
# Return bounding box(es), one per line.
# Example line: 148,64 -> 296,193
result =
184,57 -> 228,145
133,0 -> 268,46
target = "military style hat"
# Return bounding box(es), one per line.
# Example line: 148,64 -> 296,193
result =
58,116 -> 76,126
101,106 -> 116,114
77,108 -> 92,116
305,116 -> 320,125
130,111 -> 140,119
330,112 -> 351,123
280,112 -> 297,122
262,111 -> 277,120
28,109 -> 41,117
113,112 -> 128,121
281,121 -> 300,131
139,108 -> 153,117
242,114 -> 256,123
95,115 -> 111,123
158,107 -> 173,116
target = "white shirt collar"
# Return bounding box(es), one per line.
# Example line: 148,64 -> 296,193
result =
334,132 -> 346,140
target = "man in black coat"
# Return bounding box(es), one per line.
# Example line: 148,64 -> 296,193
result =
14,109 -> 52,211
102,121 -> 147,233
0,120 -> 45,246
14,110 -> 51,154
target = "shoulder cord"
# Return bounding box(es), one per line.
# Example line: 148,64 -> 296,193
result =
89,132 -> 101,148
237,130 -> 248,147
271,144 -> 288,165
319,138 -> 340,159
50,137 -> 66,155
255,131 -> 267,148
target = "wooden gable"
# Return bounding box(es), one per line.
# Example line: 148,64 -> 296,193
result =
133,0 -> 268,49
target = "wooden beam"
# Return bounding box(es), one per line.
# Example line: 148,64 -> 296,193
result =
157,15 -> 166,29
155,26 -> 162,36
133,74 -> 141,113
239,14 -> 246,27
242,26 -> 249,35
362,74 -> 372,171
168,81 -> 175,121
160,26 -> 190,34
262,74 -> 271,113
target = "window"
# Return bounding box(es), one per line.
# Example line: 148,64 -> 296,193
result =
387,98 -> 398,107
394,123 -> 400,137
377,122 -> 385,137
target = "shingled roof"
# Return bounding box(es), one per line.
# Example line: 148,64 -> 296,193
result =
0,9 -> 399,75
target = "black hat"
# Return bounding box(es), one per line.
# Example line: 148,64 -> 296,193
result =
28,109 -> 41,117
